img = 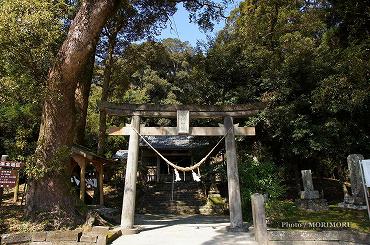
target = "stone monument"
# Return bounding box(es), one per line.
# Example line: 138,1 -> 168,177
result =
299,170 -> 320,199
348,154 -> 366,205
338,154 -> 366,209
296,169 -> 328,211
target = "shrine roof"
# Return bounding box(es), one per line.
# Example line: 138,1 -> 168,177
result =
72,145 -> 118,165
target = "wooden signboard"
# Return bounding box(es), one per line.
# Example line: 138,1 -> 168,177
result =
0,169 -> 18,188
0,161 -> 23,168
0,161 -> 23,205
361,160 -> 370,187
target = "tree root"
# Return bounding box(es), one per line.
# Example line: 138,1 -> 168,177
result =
82,210 -> 113,231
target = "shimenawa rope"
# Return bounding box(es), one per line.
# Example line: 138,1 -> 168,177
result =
131,126 -> 232,172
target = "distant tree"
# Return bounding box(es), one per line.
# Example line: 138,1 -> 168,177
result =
96,3 -> 180,155
205,0 -> 370,180
109,39 -> 194,105
0,0 -> 70,159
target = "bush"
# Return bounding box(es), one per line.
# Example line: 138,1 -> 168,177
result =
238,155 -> 286,220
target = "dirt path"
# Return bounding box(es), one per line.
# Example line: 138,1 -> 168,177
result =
111,214 -> 257,245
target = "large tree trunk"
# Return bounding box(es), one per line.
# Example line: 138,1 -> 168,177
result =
75,51 -> 96,145
26,0 -> 118,219
97,33 -> 117,156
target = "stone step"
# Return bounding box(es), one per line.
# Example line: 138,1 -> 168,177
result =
147,190 -> 203,194
147,196 -> 204,200
139,182 -> 206,215
147,191 -> 203,194
147,184 -> 202,190
144,199 -> 205,204
140,206 -> 202,214
144,194 -> 204,198
144,198 -> 205,202
144,203 -> 205,208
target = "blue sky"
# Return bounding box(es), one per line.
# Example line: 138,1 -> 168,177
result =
156,1 -> 241,46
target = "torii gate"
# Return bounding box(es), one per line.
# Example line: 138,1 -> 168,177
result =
101,102 -> 264,233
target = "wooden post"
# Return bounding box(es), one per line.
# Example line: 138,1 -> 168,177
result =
0,186 -> 3,207
156,156 -> 160,182
80,160 -> 86,202
98,164 -> 104,206
251,193 -> 268,245
224,116 -> 244,230
359,160 -> 370,221
13,172 -> 20,202
121,115 -> 140,230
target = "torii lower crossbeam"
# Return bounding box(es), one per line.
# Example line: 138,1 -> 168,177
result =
109,125 -> 255,136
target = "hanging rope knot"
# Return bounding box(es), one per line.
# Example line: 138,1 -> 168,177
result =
174,169 -> 181,182
192,170 -> 201,182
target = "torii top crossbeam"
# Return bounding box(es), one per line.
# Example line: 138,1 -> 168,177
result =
100,102 -> 265,118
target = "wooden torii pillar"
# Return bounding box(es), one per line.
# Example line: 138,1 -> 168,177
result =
121,115 -> 140,230
101,103 -> 264,232
224,116 -> 243,230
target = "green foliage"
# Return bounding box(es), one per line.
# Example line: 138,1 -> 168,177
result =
0,0 -> 70,159
84,84 -> 128,155
110,39 -> 198,105
265,200 -> 297,224
204,0 -> 370,179
0,0 -> 68,80
0,103 -> 39,159
25,146 -> 71,180
84,85 -> 102,149
238,154 -> 286,219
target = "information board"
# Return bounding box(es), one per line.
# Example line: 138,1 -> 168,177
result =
361,160 -> 370,187
0,169 -> 18,188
